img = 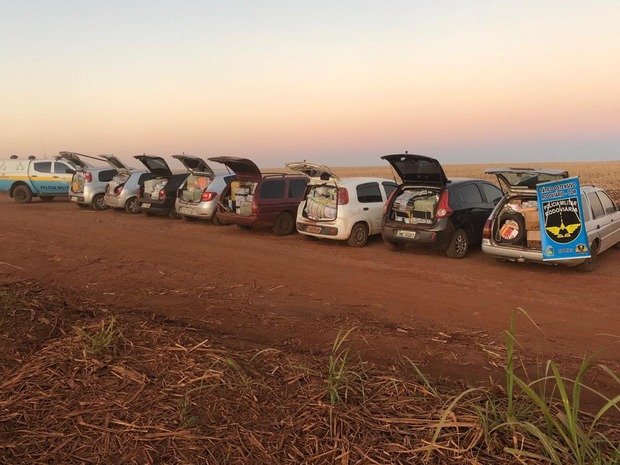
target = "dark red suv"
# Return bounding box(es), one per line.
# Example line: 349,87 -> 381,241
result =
209,157 -> 308,235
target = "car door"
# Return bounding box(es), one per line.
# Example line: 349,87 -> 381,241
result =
52,161 -> 73,191
356,182 -> 384,233
29,161 -> 54,193
453,182 -> 493,242
588,190 -> 620,252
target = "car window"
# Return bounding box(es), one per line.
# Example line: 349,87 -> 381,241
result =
357,182 -> 383,203
596,191 -> 616,215
53,162 -> 72,174
33,161 -> 52,173
260,179 -> 285,199
382,181 -> 397,199
457,183 -> 483,204
587,192 -> 605,219
580,193 -> 592,222
138,173 -> 153,183
479,183 -> 503,204
98,169 -> 117,182
288,178 -> 307,198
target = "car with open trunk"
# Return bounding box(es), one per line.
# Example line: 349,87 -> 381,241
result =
134,155 -> 189,219
381,153 -> 503,258
481,167 -> 620,271
209,156 -> 308,235
287,161 -> 397,247
102,156 -> 151,214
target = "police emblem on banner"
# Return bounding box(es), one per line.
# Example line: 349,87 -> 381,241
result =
536,177 -> 590,261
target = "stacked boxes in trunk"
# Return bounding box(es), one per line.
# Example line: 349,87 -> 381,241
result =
523,207 -> 541,249
224,181 -> 256,217
391,189 -> 438,225
303,185 -> 337,220
180,175 -> 211,202
143,178 -> 168,199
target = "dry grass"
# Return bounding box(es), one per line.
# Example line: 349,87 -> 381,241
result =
1,282 -> 618,465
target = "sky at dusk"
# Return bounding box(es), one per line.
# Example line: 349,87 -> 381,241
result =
1,1 -> 618,168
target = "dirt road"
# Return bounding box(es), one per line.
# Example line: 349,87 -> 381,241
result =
1,194 -> 619,385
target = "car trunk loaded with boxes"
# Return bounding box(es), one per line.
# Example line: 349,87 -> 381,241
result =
135,155 -> 189,219
102,155 -> 149,213
208,156 -> 308,235
286,162 -> 340,224
175,155 -> 215,203
484,168 -> 569,250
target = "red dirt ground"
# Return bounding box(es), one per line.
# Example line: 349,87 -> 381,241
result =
1,194 -> 619,388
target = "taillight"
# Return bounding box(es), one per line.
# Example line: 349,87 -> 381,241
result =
201,191 -> 216,202
383,190 -> 397,215
337,187 -> 349,205
482,219 -> 492,239
158,189 -> 166,200
114,185 -> 123,195
251,195 -> 258,215
436,191 -> 453,218
84,172 -> 93,183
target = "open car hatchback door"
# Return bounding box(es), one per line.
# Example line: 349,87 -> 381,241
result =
484,167 -> 569,193
285,162 -> 340,183
381,154 -> 448,186
172,155 -> 215,177
134,155 -> 173,177
100,155 -> 134,175
208,156 -> 262,182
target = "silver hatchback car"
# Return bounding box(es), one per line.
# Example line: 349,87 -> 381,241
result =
173,155 -> 235,224
101,155 -> 152,214
481,167 -> 620,271
62,152 -> 118,210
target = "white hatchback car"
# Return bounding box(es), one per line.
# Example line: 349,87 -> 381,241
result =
287,162 -> 397,247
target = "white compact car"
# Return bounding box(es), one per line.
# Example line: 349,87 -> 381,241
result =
287,162 -> 397,247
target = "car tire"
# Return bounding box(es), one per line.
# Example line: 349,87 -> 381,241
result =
13,185 -> 33,204
384,239 -> 406,251
40,196 -> 54,202
125,197 -> 141,214
92,194 -> 107,211
497,212 -> 525,245
272,212 -> 295,236
212,213 -> 227,226
446,228 -> 469,259
576,241 -> 599,272
347,222 -> 369,247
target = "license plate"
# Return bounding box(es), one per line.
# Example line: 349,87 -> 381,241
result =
396,230 -> 417,239
306,225 -> 322,234
179,207 -> 192,215
141,203 -> 151,209
70,196 -> 78,201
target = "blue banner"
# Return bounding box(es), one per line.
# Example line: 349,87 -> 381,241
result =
536,177 -> 590,261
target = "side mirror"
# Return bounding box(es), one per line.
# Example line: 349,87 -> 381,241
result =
66,168 -> 75,174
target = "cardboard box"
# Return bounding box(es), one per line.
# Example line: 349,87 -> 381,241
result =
527,239 -> 542,249
527,230 -> 541,241
524,210 -> 540,231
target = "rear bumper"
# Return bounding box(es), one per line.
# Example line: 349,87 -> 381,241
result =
216,210 -> 271,228
481,239 -> 585,266
104,194 -> 127,209
296,219 -> 346,240
381,220 -> 452,249
139,198 -> 172,215
175,199 -> 216,219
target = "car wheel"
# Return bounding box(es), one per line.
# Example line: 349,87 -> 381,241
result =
92,194 -> 107,211
347,222 -> 369,247
40,196 -> 54,202
125,197 -> 141,214
237,224 -> 253,230
576,241 -> 599,272
272,212 -> 295,236
446,228 -> 469,259
384,239 -> 406,251
13,185 -> 33,204
212,213 -> 227,226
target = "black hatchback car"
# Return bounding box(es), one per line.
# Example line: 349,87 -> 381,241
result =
135,155 -> 189,219
381,154 -> 503,258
